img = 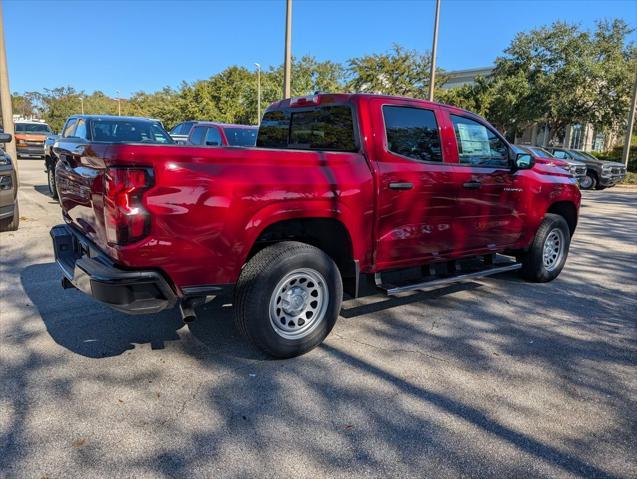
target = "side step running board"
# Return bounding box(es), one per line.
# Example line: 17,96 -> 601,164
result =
375,262 -> 522,296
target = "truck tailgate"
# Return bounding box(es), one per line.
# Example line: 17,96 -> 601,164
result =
56,144 -> 111,251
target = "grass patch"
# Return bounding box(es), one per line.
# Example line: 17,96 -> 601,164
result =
620,171 -> 637,185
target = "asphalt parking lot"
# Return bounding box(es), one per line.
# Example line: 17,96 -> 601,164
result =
1,159 -> 635,479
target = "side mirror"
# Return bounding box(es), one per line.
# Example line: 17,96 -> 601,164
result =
514,153 -> 534,170
0,132 -> 12,143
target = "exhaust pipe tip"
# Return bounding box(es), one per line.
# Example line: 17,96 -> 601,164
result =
179,300 -> 198,323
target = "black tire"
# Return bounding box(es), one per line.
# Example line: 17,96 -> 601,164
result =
0,199 -> 19,232
47,165 -> 58,199
518,213 -> 570,282
234,241 -> 343,358
580,172 -> 597,190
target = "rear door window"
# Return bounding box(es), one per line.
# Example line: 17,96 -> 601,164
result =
204,127 -> 222,146
383,106 -> 442,162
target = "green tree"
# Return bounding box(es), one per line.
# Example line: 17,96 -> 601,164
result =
347,44 -> 445,97
494,19 -> 636,143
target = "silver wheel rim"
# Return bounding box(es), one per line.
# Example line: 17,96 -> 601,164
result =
269,267 -> 329,340
580,176 -> 592,189
48,169 -> 54,191
543,228 -> 565,272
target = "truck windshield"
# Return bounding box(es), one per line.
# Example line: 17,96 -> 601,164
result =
257,105 -> 357,151
527,146 -> 554,158
91,120 -> 174,144
223,127 -> 257,146
15,123 -> 51,133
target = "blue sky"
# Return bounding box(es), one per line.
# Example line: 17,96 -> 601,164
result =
4,0 -> 636,97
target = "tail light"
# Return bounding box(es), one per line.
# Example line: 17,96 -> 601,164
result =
104,167 -> 153,245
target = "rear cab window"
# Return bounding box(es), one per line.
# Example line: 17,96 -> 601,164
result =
257,104 -> 358,152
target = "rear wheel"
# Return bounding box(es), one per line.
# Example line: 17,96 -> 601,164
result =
234,241 -> 342,358
0,199 -> 19,232
580,172 -> 596,190
518,213 -> 570,282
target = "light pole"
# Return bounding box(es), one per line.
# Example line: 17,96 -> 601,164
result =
254,63 -> 261,124
79,96 -> 84,114
621,72 -> 637,167
115,90 -> 121,116
0,1 -> 17,165
428,0 -> 441,102
283,0 -> 292,99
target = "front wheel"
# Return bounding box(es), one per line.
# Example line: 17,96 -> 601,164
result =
0,199 -> 19,232
518,213 -> 571,282
580,172 -> 596,190
47,165 -> 58,199
234,241 -> 342,358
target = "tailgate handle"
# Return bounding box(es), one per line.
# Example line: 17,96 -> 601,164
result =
463,181 -> 481,189
389,182 -> 413,190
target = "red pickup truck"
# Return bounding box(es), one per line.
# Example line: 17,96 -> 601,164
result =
51,95 -> 581,357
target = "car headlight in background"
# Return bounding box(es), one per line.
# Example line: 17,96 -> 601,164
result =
0,154 -> 11,166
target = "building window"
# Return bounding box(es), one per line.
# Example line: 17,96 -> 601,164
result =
570,124 -> 583,150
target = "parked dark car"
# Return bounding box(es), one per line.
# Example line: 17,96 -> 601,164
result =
514,145 -> 587,182
187,122 -> 258,147
0,132 -> 19,231
47,115 -> 173,199
547,148 -> 626,190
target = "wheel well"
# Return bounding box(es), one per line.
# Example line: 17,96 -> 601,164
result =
248,218 -> 358,291
547,201 -> 577,236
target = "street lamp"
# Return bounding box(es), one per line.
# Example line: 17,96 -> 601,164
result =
254,63 -> 261,125
115,90 -> 121,116
283,0 -> 292,98
428,0 -> 441,102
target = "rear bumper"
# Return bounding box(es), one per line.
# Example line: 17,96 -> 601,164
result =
50,224 -> 177,314
17,145 -> 45,158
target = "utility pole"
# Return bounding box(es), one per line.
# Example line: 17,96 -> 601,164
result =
254,63 -> 261,124
428,0 -> 441,102
283,0 -> 292,99
621,71 -> 637,167
79,96 -> 84,114
115,90 -> 121,116
0,0 -> 17,164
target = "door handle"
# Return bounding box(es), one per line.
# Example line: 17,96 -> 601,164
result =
463,181 -> 481,189
389,182 -> 413,190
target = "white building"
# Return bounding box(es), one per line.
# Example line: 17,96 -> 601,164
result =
442,67 -> 610,152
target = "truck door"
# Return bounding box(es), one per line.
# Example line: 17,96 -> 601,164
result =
442,112 -> 526,252
370,99 -> 457,271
